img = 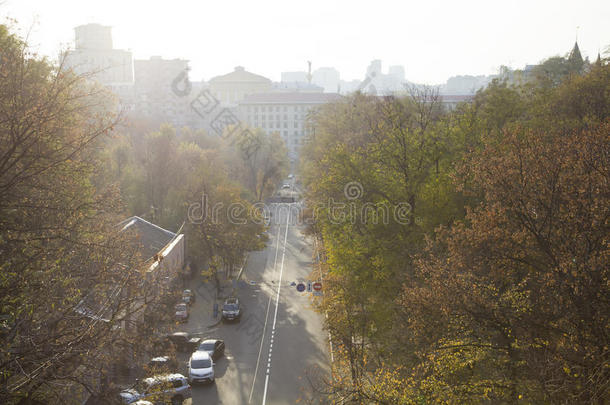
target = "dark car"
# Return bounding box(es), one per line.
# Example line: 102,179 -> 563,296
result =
182,289 -> 195,305
166,332 -> 202,352
197,339 -> 225,361
221,297 -> 241,321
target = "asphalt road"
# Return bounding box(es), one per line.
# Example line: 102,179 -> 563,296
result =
182,202 -> 330,404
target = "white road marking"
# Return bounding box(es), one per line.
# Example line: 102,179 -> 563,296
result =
248,218 -> 282,404
262,206 -> 290,405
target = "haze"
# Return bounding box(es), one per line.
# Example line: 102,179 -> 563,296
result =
5,0 -> 610,84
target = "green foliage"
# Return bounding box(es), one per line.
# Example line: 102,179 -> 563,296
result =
306,63 -> 610,403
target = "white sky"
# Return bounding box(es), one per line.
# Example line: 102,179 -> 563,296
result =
3,0 -> 610,84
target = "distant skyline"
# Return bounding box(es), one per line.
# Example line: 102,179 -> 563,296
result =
3,0 -> 609,84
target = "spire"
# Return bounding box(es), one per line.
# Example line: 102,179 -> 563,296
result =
569,41 -> 583,64
568,41 -> 584,73
596,52 -> 602,66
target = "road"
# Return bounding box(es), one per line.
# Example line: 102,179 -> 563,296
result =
183,202 -> 330,404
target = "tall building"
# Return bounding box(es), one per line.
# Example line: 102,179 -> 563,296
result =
237,92 -> 340,158
312,67 -> 341,93
208,66 -> 272,106
134,56 -> 193,128
63,23 -> 133,99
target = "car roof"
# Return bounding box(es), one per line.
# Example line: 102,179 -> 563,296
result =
225,297 -> 238,304
201,339 -> 219,345
171,332 -> 188,337
150,356 -> 169,362
143,373 -> 186,384
191,350 -> 212,360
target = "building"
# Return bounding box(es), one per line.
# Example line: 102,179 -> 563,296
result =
63,23 -> 134,101
312,67 -> 341,93
238,92 -> 341,158
272,81 -> 324,93
208,66 -> 272,106
133,56 -> 194,128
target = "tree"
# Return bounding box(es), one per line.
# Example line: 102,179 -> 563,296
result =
0,24 -> 150,403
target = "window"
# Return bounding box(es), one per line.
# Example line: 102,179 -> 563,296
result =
294,122 -> 298,128
294,114 -> 298,120
276,106 -> 280,112
284,115 -> 287,120
284,131 -> 288,136
284,122 -> 287,128
254,106 -> 258,113
283,106 -> 287,112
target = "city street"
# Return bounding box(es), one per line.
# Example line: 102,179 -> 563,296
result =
182,202 -> 330,404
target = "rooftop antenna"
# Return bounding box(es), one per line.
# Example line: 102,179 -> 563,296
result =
576,26 -> 579,42
307,61 -> 312,84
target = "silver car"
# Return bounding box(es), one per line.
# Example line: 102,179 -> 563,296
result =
119,373 -> 191,404
187,350 -> 215,384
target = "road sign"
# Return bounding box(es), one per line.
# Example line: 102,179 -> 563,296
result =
296,283 -> 306,292
313,282 -> 322,291
307,281 -> 312,292
313,291 -> 323,297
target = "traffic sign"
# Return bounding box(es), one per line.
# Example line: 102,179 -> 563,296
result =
296,283 -> 306,292
313,282 -> 322,291
307,281 -> 312,292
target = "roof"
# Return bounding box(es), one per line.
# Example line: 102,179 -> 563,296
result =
209,66 -> 271,84
191,350 -> 212,360
118,216 -> 176,259
239,92 -> 342,105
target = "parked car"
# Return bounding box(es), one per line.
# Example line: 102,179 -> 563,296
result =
182,289 -> 195,305
288,174 -> 294,179
148,355 -> 178,373
175,302 -> 188,322
281,183 -> 291,189
119,373 -> 191,404
187,351 -> 215,384
165,332 -> 202,352
197,339 -> 225,361
221,297 -> 241,321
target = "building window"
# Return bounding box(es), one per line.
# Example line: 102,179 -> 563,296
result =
294,114 -> 298,120
283,115 -> 287,120
283,106 -> 287,112
284,131 -> 288,136
284,122 -> 287,128
294,122 -> 298,128
276,106 -> 280,112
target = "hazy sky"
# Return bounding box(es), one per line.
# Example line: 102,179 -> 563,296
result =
3,0 -> 610,84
